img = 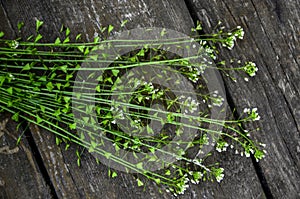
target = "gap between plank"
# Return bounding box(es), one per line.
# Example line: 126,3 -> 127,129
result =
22,122 -> 59,199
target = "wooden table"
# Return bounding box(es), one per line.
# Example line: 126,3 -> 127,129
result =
0,0 -> 299,198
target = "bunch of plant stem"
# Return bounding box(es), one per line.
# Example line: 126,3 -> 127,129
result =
0,20 -> 265,195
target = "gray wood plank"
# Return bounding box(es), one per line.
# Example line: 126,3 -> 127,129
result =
0,113 -> 51,199
29,124 -> 173,199
187,0 -> 300,198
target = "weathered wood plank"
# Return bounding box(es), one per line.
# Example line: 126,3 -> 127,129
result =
187,0 -> 300,198
0,113 -> 51,199
0,0 -> 271,198
29,124 -> 174,199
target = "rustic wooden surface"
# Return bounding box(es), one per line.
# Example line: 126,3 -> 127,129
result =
0,0 -> 299,198
0,113 -> 51,199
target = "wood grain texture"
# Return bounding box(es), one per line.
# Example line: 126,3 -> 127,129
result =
1,0 -> 299,198
0,113 -> 51,199
187,0 -> 300,198
0,0 -> 265,198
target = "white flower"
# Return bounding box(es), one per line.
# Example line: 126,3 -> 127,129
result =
216,174 -> 224,183
243,62 -> 258,77
249,108 -> 261,121
243,108 -> 250,113
260,143 -> 266,147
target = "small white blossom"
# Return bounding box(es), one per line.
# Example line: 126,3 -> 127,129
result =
260,143 -> 266,147
243,62 -> 258,77
243,108 -> 250,113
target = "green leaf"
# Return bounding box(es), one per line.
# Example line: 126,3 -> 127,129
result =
165,170 -> 171,176
56,137 -> 62,145
88,145 -> 95,153
96,85 -> 101,92
36,19 -> 44,32
112,69 -> 119,77
82,117 -> 89,123
35,34 -> 43,42
65,143 -> 70,151
154,178 -> 161,185
77,46 -> 85,53
76,34 -> 81,41
46,82 -> 54,92
59,65 -> 68,73
56,83 -> 62,90
196,21 -> 202,30
66,74 -> 73,81
94,36 -> 100,43
121,20 -> 128,28
146,125 -> 154,134
0,32 -> 4,38
105,77 -> 113,84
66,28 -> 70,36
69,123 -> 76,130
60,25 -> 64,32
160,28 -> 166,36
108,25 -> 114,35
136,162 -> 143,170
104,152 -> 111,159
54,37 -> 61,45
7,101 -> 13,107
90,54 -> 98,61
63,96 -> 71,103
17,22 -> 24,31
137,178 -> 144,187
12,112 -> 20,122
111,171 -> 118,178
84,47 -> 90,55
0,76 -> 5,86
38,75 -> 47,82
27,35 -> 34,41
77,158 -> 81,167
16,136 -> 22,146
137,48 -> 145,56
36,115 -> 43,124
6,87 -> 13,95
40,105 -> 45,113
63,37 -> 70,43
22,63 -> 31,71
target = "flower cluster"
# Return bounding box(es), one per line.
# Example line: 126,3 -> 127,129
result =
243,107 -> 261,121
186,65 -> 205,83
243,62 -> 258,77
216,140 -> 229,152
211,90 -> 225,107
222,26 -> 245,50
212,167 -> 225,183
